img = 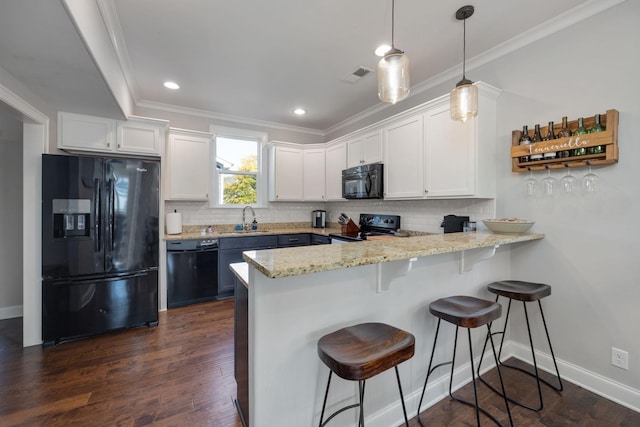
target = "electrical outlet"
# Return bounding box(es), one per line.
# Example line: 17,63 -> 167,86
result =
611,347 -> 629,370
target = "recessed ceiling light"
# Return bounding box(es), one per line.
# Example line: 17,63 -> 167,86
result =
163,81 -> 180,90
293,108 -> 306,116
375,44 -> 391,57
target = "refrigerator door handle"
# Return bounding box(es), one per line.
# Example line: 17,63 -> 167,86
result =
108,179 -> 115,252
94,178 -> 101,253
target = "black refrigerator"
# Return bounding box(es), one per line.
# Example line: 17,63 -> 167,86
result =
42,154 -> 160,346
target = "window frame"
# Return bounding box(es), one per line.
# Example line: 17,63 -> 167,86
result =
209,125 -> 268,208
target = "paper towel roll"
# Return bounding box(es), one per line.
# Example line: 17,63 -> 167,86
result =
166,212 -> 182,235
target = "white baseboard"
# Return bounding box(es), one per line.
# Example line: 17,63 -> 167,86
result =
509,340 -> 640,413
366,339 -> 640,427
0,305 -> 23,320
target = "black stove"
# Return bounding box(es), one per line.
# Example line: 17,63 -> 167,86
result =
359,214 -> 401,237
330,214 -> 401,242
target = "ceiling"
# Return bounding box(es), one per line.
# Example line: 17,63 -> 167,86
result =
0,0 -> 594,133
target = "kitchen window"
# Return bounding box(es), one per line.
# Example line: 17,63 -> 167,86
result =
210,126 -> 267,207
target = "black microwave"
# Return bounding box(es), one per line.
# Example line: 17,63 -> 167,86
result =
342,163 -> 383,199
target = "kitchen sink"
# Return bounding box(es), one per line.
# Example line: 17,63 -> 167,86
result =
219,230 -> 270,236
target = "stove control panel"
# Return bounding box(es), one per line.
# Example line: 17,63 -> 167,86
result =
359,214 -> 401,232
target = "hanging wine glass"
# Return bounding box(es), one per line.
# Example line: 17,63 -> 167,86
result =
560,165 -> 578,193
542,167 -> 557,196
524,168 -> 536,196
583,163 -> 598,193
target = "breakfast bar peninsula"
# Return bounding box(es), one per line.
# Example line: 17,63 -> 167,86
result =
232,231 -> 544,427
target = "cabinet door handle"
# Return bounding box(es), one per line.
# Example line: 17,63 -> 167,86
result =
288,238 -> 299,242
106,142 -> 111,148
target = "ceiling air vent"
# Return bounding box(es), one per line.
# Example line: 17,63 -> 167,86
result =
341,66 -> 374,84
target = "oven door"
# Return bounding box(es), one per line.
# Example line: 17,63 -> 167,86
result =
329,234 -> 362,244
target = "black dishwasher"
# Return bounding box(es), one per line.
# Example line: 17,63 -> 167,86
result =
166,239 -> 218,308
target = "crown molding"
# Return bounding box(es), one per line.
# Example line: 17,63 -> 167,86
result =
97,0 -> 140,104
137,100 -> 325,136
326,0 -> 626,136
93,0 -> 626,138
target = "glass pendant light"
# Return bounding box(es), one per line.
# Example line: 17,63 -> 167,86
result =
378,0 -> 410,104
450,5 -> 478,122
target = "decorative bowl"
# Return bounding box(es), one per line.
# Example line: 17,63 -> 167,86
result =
482,218 -> 535,234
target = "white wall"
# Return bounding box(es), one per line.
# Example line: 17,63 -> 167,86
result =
0,115 -> 23,318
471,0 -> 640,395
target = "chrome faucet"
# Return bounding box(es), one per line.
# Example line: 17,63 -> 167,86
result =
242,205 -> 256,231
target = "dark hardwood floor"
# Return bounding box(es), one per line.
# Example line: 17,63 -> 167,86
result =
1,300 -> 639,426
0,299 -> 242,427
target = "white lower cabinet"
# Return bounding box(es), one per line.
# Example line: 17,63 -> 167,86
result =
166,128 -> 212,201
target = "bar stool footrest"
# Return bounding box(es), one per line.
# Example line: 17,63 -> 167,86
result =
449,392 -> 510,427
320,403 -> 362,427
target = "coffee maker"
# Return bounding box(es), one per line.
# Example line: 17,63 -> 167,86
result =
441,214 -> 469,233
312,210 -> 326,228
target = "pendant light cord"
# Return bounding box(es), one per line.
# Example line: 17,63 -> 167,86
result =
391,0 -> 395,49
462,15 -> 466,80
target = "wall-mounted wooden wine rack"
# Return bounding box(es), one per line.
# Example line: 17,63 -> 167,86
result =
511,109 -> 619,173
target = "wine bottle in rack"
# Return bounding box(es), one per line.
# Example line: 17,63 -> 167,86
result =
519,125 -> 532,163
572,117 -> 588,156
588,113 -> 605,154
529,124 -> 543,161
557,116 -> 571,158
544,121 -> 557,159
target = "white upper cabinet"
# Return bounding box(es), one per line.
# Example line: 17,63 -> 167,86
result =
383,114 -> 425,199
424,100 -> 475,197
266,82 -> 499,202
381,82 -> 499,200
58,112 -> 167,156
325,141 -> 347,201
347,130 -> 382,167
424,86 -> 498,198
58,112 -> 116,153
116,117 -> 166,156
303,146 -> 325,201
166,128 -> 212,201
268,143 -> 304,201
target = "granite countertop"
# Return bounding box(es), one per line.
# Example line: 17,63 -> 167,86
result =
164,223 -> 343,240
243,231 -> 544,279
229,262 -> 249,289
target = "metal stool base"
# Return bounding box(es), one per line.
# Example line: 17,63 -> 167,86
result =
319,366 -> 410,427
477,296 -> 563,412
416,319 -> 514,427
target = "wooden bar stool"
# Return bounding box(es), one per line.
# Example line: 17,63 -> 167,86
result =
416,295 -> 513,427
317,322 -> 415,427
477,280 -> 563,411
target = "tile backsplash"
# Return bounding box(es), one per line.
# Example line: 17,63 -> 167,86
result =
165,199 -> 496,234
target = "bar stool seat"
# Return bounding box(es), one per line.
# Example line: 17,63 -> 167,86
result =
317,322 -> 415,426
417,295 -> 513,427
477,280 -> 563,412
488,280 -> 551,301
